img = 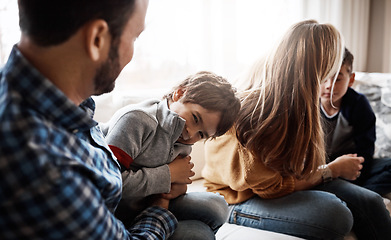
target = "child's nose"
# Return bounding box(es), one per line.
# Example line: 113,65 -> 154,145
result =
187,128 -> 201,141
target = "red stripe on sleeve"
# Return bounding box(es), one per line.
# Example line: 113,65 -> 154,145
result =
108,145 -> 134,170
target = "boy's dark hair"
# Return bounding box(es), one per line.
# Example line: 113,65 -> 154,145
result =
18,0 -> 136,47
342,47 -> 354,73
164,71 -> 241,138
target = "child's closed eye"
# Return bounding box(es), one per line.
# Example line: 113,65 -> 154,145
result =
193,114 -> 199,123
199,131 -> 204,139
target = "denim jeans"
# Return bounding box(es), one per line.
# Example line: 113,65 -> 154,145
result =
352,157 -> 391,196
168,191 -> 229,240
227,190 -> 353,240
315,179 -> 391,239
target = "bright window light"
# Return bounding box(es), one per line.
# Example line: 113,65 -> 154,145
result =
0,0 -> 312,91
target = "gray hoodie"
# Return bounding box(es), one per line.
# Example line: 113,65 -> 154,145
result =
101,99 -> 192,215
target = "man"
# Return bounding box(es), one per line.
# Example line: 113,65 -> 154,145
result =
0,0 -> 179,239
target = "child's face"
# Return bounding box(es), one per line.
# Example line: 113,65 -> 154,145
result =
320,64 -> 355,107
169,90 -> 221,145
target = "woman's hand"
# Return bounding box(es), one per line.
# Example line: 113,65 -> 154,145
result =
328,154 -> 364,180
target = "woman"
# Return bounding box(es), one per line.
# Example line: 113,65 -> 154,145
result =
202,20 -> 391,239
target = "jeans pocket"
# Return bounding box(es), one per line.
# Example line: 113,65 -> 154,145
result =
232,210 -> 260,225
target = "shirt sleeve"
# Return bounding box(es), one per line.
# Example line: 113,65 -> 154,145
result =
130,206 -> 178,239
351,94 -> 376,162
105,110 -> 172,198
121,164 -> 171,199
105,110 -> 157,160
0,163 -> 177,240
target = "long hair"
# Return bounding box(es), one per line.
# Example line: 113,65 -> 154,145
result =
235,20 -> 344,179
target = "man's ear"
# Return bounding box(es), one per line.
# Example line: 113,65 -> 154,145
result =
172,88 -> 186,102
84,20 -> 110,61
348,72 -> 355,87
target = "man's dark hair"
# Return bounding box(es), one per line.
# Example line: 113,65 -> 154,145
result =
342,47 -> 354,73
18,0 -> 136,46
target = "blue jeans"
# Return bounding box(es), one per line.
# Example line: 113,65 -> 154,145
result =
315,179 -> 391,239
168,192 -> 228,240
352,157 -> 391,196
227,190 -> 353,240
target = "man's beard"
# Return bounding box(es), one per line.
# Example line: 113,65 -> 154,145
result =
93,43 -> 121,96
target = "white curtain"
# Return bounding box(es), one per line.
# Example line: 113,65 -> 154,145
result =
383,0 -> 391,72
117,0 -> 374,90
302,0 -> 370,72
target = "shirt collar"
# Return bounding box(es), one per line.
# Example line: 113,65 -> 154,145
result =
157,99 -> 185,140
2,45 -> 97,132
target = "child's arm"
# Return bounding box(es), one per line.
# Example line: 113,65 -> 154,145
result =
105,109 -> 156,164
121,154 -> 194,200
352,94 -> 376,163
106,109 -> 173,198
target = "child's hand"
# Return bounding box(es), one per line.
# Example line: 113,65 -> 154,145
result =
168,155 -> 195,184
329,154 -> 364,180
161,183 -> 187,200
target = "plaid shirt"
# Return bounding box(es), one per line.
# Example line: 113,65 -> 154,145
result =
0,46 -> 177,239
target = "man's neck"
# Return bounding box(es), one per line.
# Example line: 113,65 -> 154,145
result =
17,35 -> 93,106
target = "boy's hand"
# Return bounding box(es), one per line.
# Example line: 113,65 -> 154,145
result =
168,155 -> 195,184
328,154 -> 364,180
161,183 -> 187,200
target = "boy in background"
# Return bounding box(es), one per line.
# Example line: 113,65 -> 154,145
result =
102,71 -> 240,240
320,47 -> 391,197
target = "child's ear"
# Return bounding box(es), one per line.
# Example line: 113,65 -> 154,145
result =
348,72 -> 355,87
172,88 -> 186,102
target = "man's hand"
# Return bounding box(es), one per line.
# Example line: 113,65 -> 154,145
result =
168,155 -> 195,184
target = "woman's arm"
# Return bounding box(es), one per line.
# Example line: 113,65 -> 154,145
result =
294,154 -> 364,190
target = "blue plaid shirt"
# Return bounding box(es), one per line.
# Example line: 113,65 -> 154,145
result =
0,46 -> 177,239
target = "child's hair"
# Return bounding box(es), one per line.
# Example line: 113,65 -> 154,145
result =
235,20 -> 344,178
163,71 -> 240,138
342,47 -> 354,74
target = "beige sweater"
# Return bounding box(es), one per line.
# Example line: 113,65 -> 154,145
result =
202,131 -> 295,204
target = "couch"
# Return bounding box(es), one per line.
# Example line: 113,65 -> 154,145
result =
93,72 -> 391,240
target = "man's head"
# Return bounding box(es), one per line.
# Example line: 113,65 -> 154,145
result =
18,0 -> 137,47
17,0 -> 148,99
320,47 -> 355,108
164,71 -> 240,144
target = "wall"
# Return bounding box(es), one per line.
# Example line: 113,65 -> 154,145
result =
367,0 -> 391,73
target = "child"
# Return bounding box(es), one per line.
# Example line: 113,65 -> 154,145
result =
101,71 -> 240,239
320,47 -> 391,196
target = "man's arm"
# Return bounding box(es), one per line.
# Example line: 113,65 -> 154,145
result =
0,169 -> 177,240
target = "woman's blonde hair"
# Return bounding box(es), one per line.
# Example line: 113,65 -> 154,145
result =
236,20 -> 344,179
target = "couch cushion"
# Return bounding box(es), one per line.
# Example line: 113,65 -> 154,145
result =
353,72 -> 391,158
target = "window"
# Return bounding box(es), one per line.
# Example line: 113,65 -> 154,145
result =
1,0 -> 373,92
0,0 -> 19,65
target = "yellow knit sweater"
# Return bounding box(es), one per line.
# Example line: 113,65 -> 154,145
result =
201,130 -> 296,204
